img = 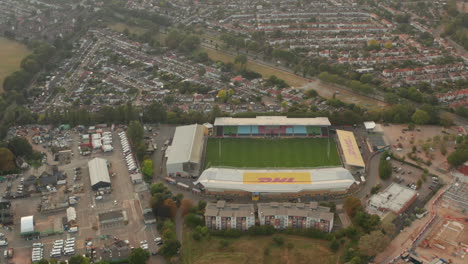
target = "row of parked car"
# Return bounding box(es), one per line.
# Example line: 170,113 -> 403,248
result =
31,243 -> 43,263
50,237 -> 76,259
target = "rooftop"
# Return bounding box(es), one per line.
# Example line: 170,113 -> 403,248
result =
88,158 -> 111,186
98,210 -> 124,222
336,130 -> 365,168
20,215 -> 34,234
205,201 -> 255,218
368,183 -> 417,213
257,202 -> 334,222
166,124 -> 205,165
214,116 -> 331,126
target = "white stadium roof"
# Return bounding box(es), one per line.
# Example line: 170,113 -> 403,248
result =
195,167 -> 355,193
88,158 -> 111,187
166,124 -> 205,165
214,116 -> 331,126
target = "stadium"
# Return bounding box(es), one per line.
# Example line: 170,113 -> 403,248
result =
165,116 -> 365,199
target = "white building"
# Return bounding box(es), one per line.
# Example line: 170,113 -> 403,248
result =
165,124 -> 205,177
205,200 -> 256,231
368,183 -> 417,214
20,215 -> 35,235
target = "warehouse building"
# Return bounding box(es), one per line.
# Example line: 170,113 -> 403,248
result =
205,200 -> 255,231
257,202 -> 334,232
368,183 -> 417,214
88,158 -> 111,190
165,124 -> 206,177
196,167 -> 356,198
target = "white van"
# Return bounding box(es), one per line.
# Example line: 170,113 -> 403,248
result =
64,249 -> 75,256
32,243 -> 43,248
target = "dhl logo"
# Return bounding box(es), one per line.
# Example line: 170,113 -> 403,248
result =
243,172 -> 311,184
257,178 -> 296,183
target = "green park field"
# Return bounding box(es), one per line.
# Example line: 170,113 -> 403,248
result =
204,138 -> 341,168
0,37 -> 31,93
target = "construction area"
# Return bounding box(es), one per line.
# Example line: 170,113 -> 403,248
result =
413,181 -> 468,264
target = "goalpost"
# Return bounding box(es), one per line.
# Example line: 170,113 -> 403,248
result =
327,127 -> 330,160
219,139 -> 222,158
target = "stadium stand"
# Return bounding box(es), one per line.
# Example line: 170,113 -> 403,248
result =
238,126 -> 251,135
214,116 -> 331,137
223,126 -> 238,136
307,126 -> 322,136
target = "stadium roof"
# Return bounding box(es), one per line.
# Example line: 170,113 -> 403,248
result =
166,124 -> 205,165
88,158 -> 111,187
214,116 -> 331,126
20,215 -> 34,234
195,167 -> 355,193
336,130 -> 365,168
368,183 -> 417,213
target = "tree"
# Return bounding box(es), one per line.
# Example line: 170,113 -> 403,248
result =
163,198 -> 178,219
165,30 -> 184,50
129,248 -> 149,264
359,74 -> 373,84
378,155 -> 392,180
367,39 -> 379,50
344,197 -> 363,218
0,148 -> 16,172
127,120 -> 144,145
185,213 -> 204,228
217,89 -> 228,102
160,239 -> 181,257
412,109 -> 430,125
173,193 -> 184,207
8,136 -> 33,158
381,222 -> 396,236
358,231 -> 391,256
234,54 -> 248,69
141,159 -> 153,182
305,89 -> 318,98
198,67 -> 206,76
273,235 -> 284,246
383,41 -> 393,49
439,112 -> 453,127
384,93 -> 399,104
330,237 -> 340,252
179,35 -> 200,52
447,146 -> 468,167
69,255 -> 90,264
219,239 -> 230,249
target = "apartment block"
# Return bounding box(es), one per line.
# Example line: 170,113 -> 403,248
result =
257,202 -> 334,232
205,200 -> 256,231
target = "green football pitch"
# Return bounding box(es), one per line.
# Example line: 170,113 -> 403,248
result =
204,138 -> 342,168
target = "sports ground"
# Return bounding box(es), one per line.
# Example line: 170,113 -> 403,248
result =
204,138 -> 341,168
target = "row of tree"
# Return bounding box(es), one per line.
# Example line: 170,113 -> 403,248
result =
149,183 -> 183,258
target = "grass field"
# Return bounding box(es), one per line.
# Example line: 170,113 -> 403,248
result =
0,37 -> 31,93
182,231 -> 341,264
203,47 -> 308,88
107,22 -> 166,42
204,138 -> 341,168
